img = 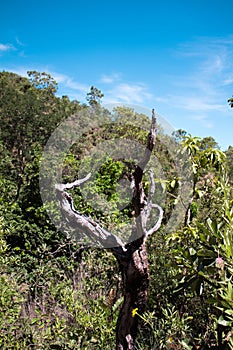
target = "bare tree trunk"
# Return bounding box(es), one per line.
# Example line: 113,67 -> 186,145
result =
55,109 -> 163,350
112,110 -> 161,349
113,238 -> 150,350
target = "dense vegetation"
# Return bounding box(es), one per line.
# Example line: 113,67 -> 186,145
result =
0,71 -> 233,349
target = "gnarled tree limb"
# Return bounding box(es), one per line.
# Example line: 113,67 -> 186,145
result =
143,169 -> 164,239
55,174 -> 127,251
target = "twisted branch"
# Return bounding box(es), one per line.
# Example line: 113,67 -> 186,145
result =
143,170 -> 163,240
55,174 -> 126,252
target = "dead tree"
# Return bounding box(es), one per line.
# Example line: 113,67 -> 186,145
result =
55,109 -> 163,350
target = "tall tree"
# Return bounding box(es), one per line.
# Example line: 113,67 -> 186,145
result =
86,85 -> 104,106
0,71 -> 81,200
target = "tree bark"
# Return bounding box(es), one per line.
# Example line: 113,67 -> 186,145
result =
55,109 -> 163,349
113,238 -> 149,350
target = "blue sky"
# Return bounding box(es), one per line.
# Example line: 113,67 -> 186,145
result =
1,0 -> 233,150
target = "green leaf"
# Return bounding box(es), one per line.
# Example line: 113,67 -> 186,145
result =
189,247 -> 196,256
170,179 -> 176,188
197,249 -> 216,258
112,297 -> 124,313
218,316 -> 232,327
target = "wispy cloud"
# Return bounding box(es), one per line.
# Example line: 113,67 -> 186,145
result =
192,114 -> 213,129
222,77 -> 233,86
52,72 -> 89,93
100,73 -> 121,84
158,36 -> 233,128
175,36 -> 233,90
0,43 -> 15,52
0,40 -> 29,58
55,73 -> 153,104
15,37 -> 25,47
106,82 -> 153,104
165,95 -> 227,113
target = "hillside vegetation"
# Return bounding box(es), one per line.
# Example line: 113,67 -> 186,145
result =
1,71 -> 233,349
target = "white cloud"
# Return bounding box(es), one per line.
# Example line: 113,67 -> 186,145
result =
0,43 -> 15,52
0,39 -> 26,57
104,82 -> 153,104
65,79 -> 89,92
193,115 -> 213,129
100,73 -> 121,84
7,67 -> 28,77
167,95 -> 226,113
98,73 -> 153,104
222,77 -> 233,86
15,37 -> 25,46
51,72 -> 89,92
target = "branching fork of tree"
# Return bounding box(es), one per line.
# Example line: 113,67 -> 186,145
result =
55,109 -> 163,350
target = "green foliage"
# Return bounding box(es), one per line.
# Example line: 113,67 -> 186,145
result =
0,274 -> 25,349
135,306 -> 193,350
165,137 -> 233,349
1,70 -> 233,349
